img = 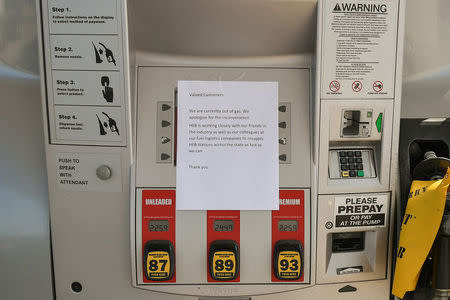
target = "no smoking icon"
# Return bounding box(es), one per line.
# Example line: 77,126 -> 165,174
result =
352,81 -> 362,92
329,80 -> 340,92
373,81 -> 383,92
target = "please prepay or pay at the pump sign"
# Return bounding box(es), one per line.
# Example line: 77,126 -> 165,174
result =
176,81 -> 279,210
334,194 -> 388,228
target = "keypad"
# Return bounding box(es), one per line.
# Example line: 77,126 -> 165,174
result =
339,150 -> 365,178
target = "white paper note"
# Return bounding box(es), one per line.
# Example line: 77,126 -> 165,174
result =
176,81 -> 279,210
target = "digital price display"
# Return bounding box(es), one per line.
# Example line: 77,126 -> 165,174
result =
214,220 -> 234,232
278,220 -> 298,232
148,220 -> 169,232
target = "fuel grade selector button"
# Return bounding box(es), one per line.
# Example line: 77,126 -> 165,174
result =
208,240 -> 239,281
144,240 -> 175,281
273,240 -> 303,280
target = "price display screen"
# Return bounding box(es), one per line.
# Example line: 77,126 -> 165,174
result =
148,220 -> 169,232
213,220 -> 234,232
278,220 -> 298,232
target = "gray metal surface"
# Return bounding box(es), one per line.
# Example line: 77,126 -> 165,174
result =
401,0 -> 450,118
129,0 -> 317,57
0,1 -> 53,300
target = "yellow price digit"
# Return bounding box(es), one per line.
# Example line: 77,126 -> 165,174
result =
277,251 -> 301,279
212,251 -> 236,279
146,251 -> 170,279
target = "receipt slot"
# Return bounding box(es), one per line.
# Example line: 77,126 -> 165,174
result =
144,240 -> 175,281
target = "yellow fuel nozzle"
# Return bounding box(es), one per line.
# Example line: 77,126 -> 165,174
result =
392,154 -> 450,299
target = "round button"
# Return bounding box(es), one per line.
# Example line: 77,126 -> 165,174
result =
96,165 -> 112,180
71,282 -> 82,293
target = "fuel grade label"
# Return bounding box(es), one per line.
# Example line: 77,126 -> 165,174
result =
212,251 -> 236,279
277,251 -> 301,279
334,194 -> 388,228
146,251 -> 171,280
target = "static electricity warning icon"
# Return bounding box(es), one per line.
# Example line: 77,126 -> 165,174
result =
329,80 -> 340,92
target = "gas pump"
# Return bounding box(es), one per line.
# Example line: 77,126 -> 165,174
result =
35,0 -> 406,299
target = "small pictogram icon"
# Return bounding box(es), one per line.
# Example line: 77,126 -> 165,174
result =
373,81 -> 383,92
333,3 -> 341,11
352,81 -> 362,92
329,80 -> 341,92
96,112 -> 119,136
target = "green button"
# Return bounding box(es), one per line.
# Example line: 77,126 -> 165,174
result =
376,113 -> 383,133
357,171 -> 364,177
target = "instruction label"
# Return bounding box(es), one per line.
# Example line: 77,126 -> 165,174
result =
52,71 -> 121,106
321,0 -> 398,98
334,194 -> 388,227
50,35 -> 120,70
43,0 -> 126,145
56,152 -> 122,192
54,106 -> 123,142
48,0 -> 119,34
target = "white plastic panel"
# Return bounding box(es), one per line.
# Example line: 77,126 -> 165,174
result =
136,67 -> 311,188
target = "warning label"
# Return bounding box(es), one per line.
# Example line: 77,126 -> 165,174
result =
321,0 -> 398,98
334,194 -> 388,228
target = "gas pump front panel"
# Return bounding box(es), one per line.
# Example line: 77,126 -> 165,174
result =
35,0 -> 405,298
133,67 -> 311,290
